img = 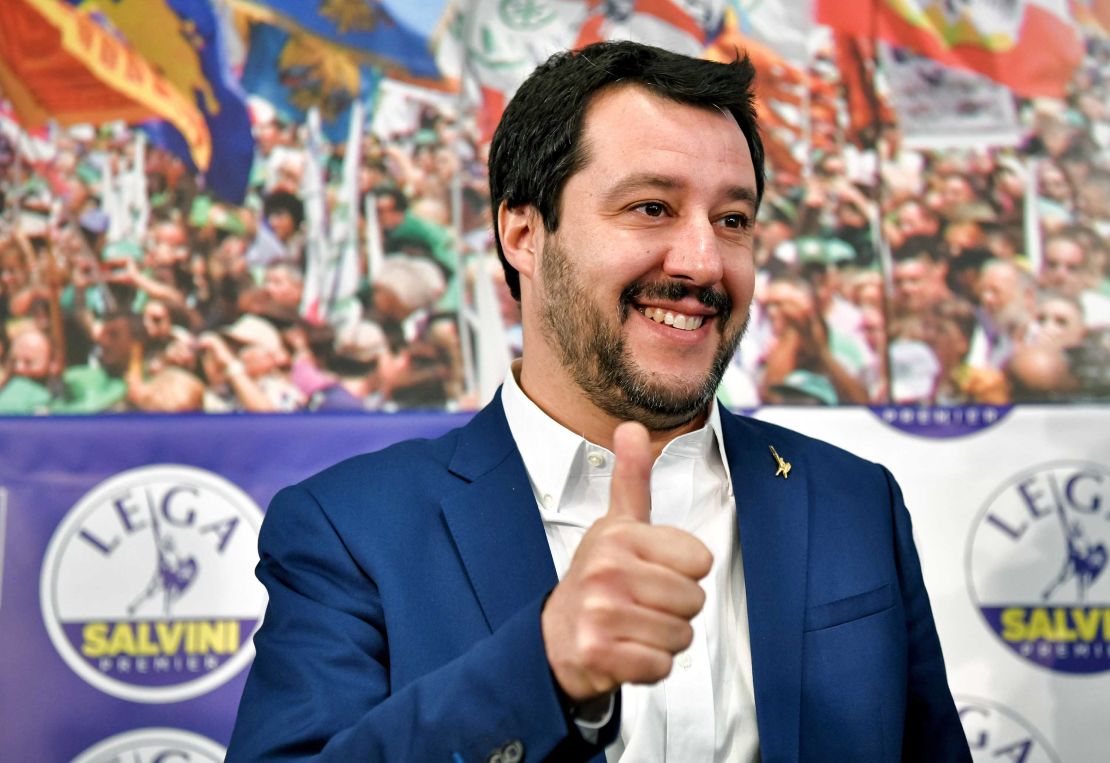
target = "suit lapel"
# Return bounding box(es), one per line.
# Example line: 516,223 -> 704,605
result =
721,410 -> 808,763
441,393 -> 559,632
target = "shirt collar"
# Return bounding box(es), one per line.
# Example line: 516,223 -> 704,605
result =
501,361 -> 734,510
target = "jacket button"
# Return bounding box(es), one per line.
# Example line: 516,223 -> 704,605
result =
503,740 -> 524,763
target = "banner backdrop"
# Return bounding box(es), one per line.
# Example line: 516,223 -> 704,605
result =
1,406 -> 1108,760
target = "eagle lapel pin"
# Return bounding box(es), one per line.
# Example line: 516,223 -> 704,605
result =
769,445 -> 792,479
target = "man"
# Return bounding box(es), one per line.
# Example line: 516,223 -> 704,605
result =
891,236 -> 955,319
0,326 -> 54,413
229,42 -> 967,761
1039,230 -> 1110,328
968,259 -> 1037,371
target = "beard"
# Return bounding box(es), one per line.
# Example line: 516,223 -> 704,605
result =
537,235 -> 747,431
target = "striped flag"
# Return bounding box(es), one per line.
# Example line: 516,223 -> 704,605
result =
816,0 -> 1082,98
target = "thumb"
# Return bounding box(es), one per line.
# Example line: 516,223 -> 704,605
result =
608,421 -> 652,523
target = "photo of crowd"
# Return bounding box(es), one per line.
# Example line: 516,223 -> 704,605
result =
1,3 -> 1108,414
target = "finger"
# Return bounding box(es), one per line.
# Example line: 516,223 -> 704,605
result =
625,558 -> 709,618
592,603 -> 695,654
628,525 -> 714,581
608,421 -> 652,523
605,641 -> 675,687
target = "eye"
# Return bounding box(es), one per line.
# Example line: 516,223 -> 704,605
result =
719,213 -> 750,230
637,201 -> 666,217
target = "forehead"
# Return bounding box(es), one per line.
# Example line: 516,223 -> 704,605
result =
574,85 -> 755,194
1047,239 -> 1082,260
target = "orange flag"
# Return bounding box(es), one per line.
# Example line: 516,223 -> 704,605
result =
0,0 -> 210,169
816,0 -> 1081,99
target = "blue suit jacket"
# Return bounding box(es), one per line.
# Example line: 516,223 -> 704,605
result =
227,397 -> 970,762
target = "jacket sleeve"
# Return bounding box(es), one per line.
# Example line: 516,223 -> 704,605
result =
883,466 -> 972,763
226,484 -> 615,762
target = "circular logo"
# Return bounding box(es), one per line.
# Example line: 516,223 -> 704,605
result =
966,461 -> 1110,674
498,0 -> 557,30
956,695 -> 1060,763
870,404 -> 1011,439
41,465 -> 267,702
72,727 -> 225,763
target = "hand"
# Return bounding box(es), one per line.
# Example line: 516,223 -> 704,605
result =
541,422 -> 713,702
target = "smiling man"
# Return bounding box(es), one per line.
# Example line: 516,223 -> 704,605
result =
229,42 -> 968,762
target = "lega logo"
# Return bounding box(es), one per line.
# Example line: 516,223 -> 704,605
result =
71,727 -> 225,763
40,465 -> 267,703
966,461 -> 1110,674
956,696 -> 1060,763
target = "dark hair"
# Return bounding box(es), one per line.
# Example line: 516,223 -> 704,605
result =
893,234 -> 943,264
374,185 -> 409,214
488,40 -> 766,300
262,190 -> 305,230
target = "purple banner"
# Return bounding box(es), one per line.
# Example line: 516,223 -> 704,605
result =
0,412 -> 466,761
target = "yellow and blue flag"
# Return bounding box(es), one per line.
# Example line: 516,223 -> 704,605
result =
235,0 -> 439,79
241,22 -> 382,143
75,0 -> 255,203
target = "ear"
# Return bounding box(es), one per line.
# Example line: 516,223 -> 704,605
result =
497,201 -> 542,284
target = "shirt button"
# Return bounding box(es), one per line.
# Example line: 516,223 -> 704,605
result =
677,652 -> 692,669
587,452 -> 605,468
541,494 -> 554,509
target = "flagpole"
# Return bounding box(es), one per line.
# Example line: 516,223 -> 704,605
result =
453,0 -> 478,400
1024,156 -> 1042,274
867,0 -> 894,405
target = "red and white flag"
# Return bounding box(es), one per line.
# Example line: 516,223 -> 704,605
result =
434,0 -> 724,140
816,0 -> 1082,98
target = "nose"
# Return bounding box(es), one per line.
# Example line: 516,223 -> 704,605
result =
662,217 -> 724,287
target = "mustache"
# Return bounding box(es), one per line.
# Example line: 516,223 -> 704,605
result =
620,280 -> 732,319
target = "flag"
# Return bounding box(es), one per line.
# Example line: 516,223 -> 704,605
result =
75,0 -> 256,203
573,0 -> 725,53
705,9 -> 814,175
726,0 -> 812,65
435,0 -> 724,142
831,33 -> 895,149
299,107 -> 331,324
0,0 -> 209,167
240,21 -> 381,143
298,102 -> 366,328
1073,0 -> 1110,37
232,0 -> 439,79
815,0 -> 1082,99
880,46 -> 1021,150
325,99 -> 366,332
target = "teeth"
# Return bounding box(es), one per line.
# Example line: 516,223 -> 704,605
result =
640,307 -> 704,331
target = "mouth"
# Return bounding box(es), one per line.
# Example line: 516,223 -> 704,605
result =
637,305 -> 707,331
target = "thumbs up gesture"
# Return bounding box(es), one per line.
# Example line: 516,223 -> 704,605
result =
541,422 -> 714,702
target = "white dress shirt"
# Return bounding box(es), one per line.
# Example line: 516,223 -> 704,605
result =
502,367 -> 761,762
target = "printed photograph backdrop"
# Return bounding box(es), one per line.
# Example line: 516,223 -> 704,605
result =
0,0 -> 1107,760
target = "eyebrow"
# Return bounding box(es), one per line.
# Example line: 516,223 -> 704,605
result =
600,173 -> 757,207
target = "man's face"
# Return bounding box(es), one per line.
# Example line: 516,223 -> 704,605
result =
762,280 -> 815,336
1035,297 -> 1085,348
896,202 -> 937,239
1041,238 -> 1087,297
894,258 -> 932,313
978,264 -> 1027,327
96,318 -> 134,375
10,330 -> 51,381
142,302 -> 172,341
375,196 -> 405,232
526,86 -> 757,430
264,267 -> 303,309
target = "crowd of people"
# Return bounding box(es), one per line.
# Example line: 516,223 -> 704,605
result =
0,28 -> 1108,414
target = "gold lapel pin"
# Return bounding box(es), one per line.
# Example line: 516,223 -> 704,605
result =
769,445 -> 792,479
